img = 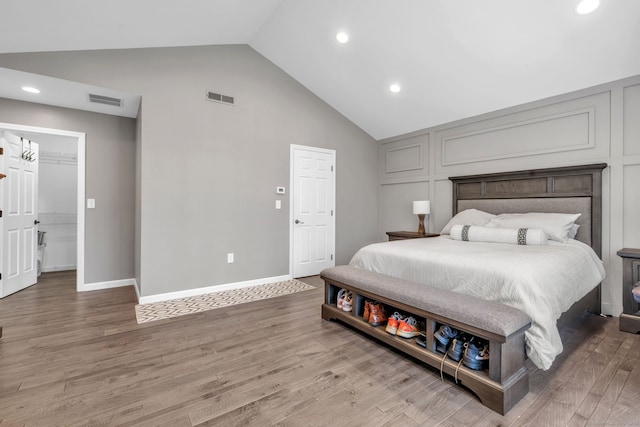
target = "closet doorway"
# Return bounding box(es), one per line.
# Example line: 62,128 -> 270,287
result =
0,122 -> 85,294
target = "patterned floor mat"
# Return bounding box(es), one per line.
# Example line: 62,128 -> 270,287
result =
135,279 -> 315,323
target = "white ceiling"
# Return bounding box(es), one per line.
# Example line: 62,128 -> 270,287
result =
1,0 -> 639,140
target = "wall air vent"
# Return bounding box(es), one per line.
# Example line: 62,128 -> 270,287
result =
206,90 -> 235,106
88,93 -> 123,107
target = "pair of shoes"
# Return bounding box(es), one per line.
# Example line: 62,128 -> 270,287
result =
337,289 -> 353,312
385,312 -> 403,334
447,335 -> 467,362
363,300 -> 374,321
368,303 -> 387,326
434,324 -> 459,354
463,340 -> 490,370
385,313 -> 420,338
397,316 -> 420,338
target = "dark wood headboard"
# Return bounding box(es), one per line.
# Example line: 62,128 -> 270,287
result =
449,163 -> 607,257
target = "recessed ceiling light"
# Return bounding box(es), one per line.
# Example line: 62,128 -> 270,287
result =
21,86 -> 40,94
389,84 -> 401,93
576,0 -> 599,15
336,32 -> 349,44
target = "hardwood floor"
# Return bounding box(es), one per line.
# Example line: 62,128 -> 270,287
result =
1,271 -> 639,426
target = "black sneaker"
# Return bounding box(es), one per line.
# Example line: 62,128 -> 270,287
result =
434,325 -> 459,346
463,340 -> 489,370
447,335 -> 466,362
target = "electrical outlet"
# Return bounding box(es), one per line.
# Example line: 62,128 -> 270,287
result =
275,200 -> 281,209
227,253 -> 234,263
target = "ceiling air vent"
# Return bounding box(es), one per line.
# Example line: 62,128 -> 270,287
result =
206,90 -> 235,106
88,93 -> 123,107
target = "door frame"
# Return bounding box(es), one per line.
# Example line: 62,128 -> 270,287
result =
289,144 -> 336,278
0,122 -> 86,291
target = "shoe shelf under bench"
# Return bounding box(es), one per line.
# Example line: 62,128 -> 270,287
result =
321,275 -> 530,415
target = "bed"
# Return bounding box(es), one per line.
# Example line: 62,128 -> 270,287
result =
351,163 -> 607,370
321,163 -> 607,413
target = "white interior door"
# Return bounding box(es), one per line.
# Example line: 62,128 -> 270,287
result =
0,131 -> 39,298
291,145 -> 335,278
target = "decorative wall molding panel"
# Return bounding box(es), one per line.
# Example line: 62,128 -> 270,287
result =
386,143 -> 422,173
623,165 -> 640,245
440,108 -> 595,166
379,133 -> 429,184
623,83 -> 640,156
434,91 -> 610,175
379,181 -> 428,241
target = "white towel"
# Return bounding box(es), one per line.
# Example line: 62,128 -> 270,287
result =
450,224 -> 548,245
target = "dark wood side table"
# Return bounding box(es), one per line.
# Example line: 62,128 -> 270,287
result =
617,248 -> 640,333
386,231 -> 440,241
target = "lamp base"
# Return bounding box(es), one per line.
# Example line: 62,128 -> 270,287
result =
417,214 -> 425,235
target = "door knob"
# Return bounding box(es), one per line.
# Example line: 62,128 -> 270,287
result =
295,219 -> 304,224
34,219 -> 40,225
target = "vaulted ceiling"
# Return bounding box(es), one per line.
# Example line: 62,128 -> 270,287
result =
2,0 -> 639,140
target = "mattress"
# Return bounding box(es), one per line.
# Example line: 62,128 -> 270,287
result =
349,236 -> 606,370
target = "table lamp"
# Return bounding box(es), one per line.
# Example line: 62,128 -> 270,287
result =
412,200 -> 430,234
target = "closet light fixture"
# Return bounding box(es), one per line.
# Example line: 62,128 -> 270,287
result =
336,32 -> 349,44
575,0 -> 599,15
22,86 -> 40,94
389,83 -> 401,93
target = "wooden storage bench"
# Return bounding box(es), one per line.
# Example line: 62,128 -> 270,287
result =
320,266 -> 532,415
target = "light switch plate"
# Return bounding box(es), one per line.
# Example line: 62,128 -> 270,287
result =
275,200 -> 281,209
87,198 -> 96,209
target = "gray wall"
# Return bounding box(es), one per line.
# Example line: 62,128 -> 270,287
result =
0,45 -> 379,297
378,74 -> 640,317
0,98 -> 136,283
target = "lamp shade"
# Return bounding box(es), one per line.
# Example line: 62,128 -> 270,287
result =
413,200 -> 430,215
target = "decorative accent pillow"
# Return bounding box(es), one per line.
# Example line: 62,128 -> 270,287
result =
440,209 -> 496,235
450,225 -> 548,246
485,212 -> 581,243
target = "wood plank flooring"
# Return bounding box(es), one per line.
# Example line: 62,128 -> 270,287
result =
1,271 -> 639,426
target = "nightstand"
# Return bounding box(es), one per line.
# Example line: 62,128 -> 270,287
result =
386,231 -> 440,241
617,248 -> 640,334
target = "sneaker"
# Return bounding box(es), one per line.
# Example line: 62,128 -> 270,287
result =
342,291 -> 354,312
368,303 -> 387,327
434,325 -> 459,354
434,325 -> 459,346
447,335 -> 467,362
463,340 -> 489,370
385,312 -> 404,335
396,316 -> 420,338
336,288 -> 348,309
363,300 -> 373,322
415,332 -> 427,348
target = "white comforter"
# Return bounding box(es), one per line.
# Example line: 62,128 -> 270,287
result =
349,236 -> 605,370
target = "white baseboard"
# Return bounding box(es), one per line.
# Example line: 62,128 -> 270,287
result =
138,274 -> 293,305
42,265 -> 77,273
132,280 -> 141,302
79,278 -> 137,292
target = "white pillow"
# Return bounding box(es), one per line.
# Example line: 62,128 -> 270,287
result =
568,223 -> 580,239
440,209 -> 496,235
450,224 -> 548,245
485,212 -> 581,243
